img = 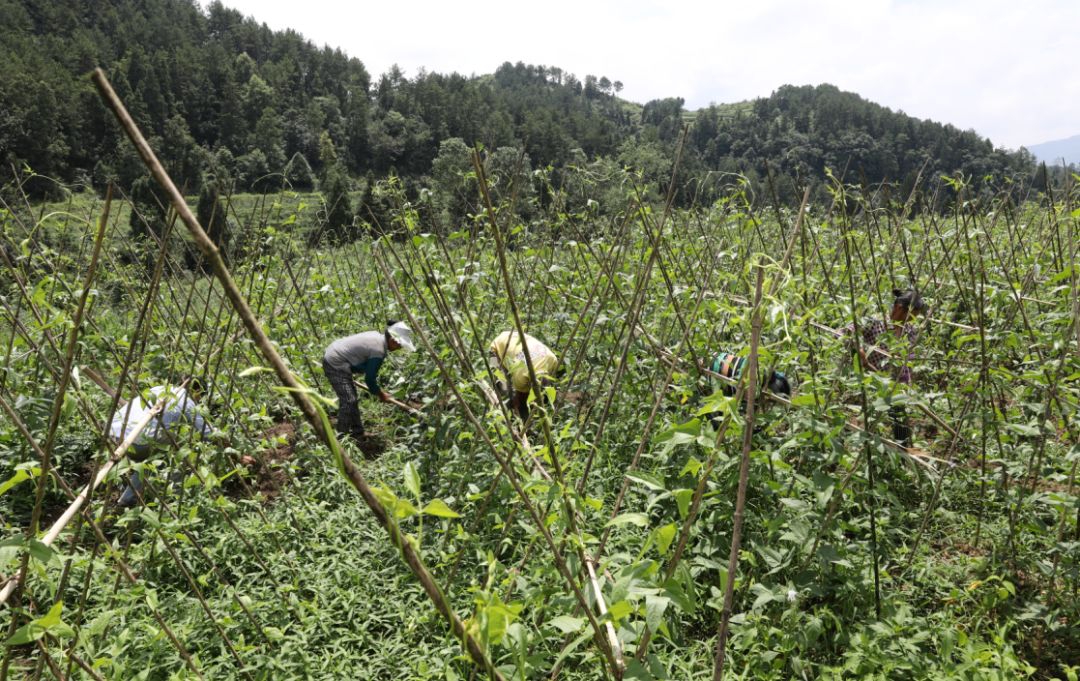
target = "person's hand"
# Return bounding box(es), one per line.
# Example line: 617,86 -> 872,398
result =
240,455 -> 257,467
379,391 -> 392,402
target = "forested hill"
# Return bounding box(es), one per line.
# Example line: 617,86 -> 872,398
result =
1,0 -> 1036,201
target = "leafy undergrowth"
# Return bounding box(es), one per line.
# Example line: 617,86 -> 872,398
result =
1,169 -> 1078,680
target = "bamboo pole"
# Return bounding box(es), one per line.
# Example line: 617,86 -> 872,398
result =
712,265 -> 765,680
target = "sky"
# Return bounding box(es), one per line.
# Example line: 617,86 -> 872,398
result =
216,0 -> 1078,150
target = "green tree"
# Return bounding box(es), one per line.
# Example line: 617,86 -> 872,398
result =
284,152 -> 315,191
321,163 -> 354,242
430,137 -> 475,228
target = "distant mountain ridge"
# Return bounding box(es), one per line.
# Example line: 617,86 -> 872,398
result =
1026,135 -> 1080,165
0,0 -> 1037,202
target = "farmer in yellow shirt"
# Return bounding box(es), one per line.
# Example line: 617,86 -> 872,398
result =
488,330 -> 559,421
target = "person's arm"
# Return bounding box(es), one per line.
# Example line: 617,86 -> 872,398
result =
179,393 -> 214,437
363,355 -> 388,400
898,324 -> 918,384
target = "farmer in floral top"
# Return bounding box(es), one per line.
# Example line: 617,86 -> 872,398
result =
846,288 -> 927,447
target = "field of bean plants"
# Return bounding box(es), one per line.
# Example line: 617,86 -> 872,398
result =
0,76 -> 1078,680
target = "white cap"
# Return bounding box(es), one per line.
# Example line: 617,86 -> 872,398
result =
388,321 -> 416,352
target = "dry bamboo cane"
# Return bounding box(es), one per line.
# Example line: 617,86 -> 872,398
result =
90,68 -> 505,681
711,265 -> 765,681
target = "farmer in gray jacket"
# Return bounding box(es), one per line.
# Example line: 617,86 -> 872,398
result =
322,321 -> 415,441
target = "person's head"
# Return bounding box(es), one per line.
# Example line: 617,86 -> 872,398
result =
179,375 -> 204,399
385,320 -> 416,353
890,288 -> 927,323
767,371 -> 791,397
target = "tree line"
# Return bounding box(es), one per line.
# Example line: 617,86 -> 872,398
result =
1,0 -> 1044,210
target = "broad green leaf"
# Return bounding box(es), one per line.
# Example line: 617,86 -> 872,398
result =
4,622 -> 44,646
606,512 -> 649,528
28,540 -> 54,565
655,523 -> 677,556
679,457 -> 703,478
546,615 -> 585,634
750,583 -> 776,610
790,393 -> 817,407
0,468 -> 35,497
6,602 -> 76,645
422,499 -> 461,518
625,471 -> 665,491
644,594 -> 670,634
481,596 -> 521,645
674,489 -> 694,519
607,600 -> 633,622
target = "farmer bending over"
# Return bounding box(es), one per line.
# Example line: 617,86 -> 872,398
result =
845,288 -> 927,447
323,321 -> 415,442
709,350 -> 791,399
488,330 -> 558,421
109,378 -> 217,508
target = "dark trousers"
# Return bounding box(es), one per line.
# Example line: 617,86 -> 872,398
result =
890,405 -> 911,448
323,359 -> 363,437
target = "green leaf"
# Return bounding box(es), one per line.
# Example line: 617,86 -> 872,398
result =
750,583 -> 776,610
28,540 -> 54,565
4,622 -> 44,646
372,486 -> 398,509
0,468 -> 36,497
37,601 -> 64,628
655,523 -> 677,556
551,629 -> 592,671
264,626 -> 284,641
644,594 -> 670,633
790,393 -> 817,407
546,615 -> 585,634
655,419 -> 701,445
607,600 -> 633,622
481,595 -> 521,645
393,498 -> 419,519
421,499 -> 460,518
606,512 -> 649,528
403,461 -> 421,500
679,457 -> 703,478
238,366 -> 272,378
625,471 -> 665,491
6,601 -> 76,645
1005,422 -> 1040,437
674,489 -> 694,519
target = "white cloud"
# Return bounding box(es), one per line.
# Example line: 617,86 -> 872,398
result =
215,0 -> 1078,149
